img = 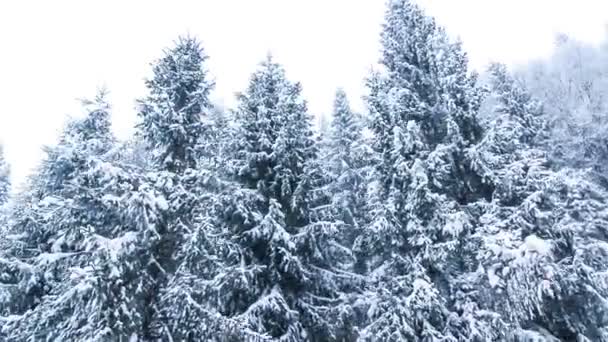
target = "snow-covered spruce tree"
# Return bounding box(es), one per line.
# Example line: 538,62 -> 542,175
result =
0,91 -> 155,340
317,112 -> 331,143
205,102 -> 232,168
322,88 -> 374,273
0,145 -> 10,206
136,35 -> 222,339
195,56 -> 356,341
0,122 -> 83,326
158,103 -> 241,341
0,145 -> 11,242
354,0 -> 499,340
471,63 -> 608,341
486,63 -> 545,146
138,35 -> 214,174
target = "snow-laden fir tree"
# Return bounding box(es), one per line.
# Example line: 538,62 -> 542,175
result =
0,145 -> 11,240
137,35 -> 223,339
204,104 -> 234,173
0,145 -> 10,206
322,89 -> 374,273
188,56 -> 357,341
354,0 -> 499,340
317,112 -> 331,143
0,91 -> 157,341
138,35 -> 214,174
156,103 -> 239,341
486,63 -> 545,145
472,63 -> 608,341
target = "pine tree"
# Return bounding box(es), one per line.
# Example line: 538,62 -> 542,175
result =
355,0 -> 498,340
488,63 -> 545,144
138,36 -> 214,174
0,145 -> 10,206
0,91 -> 154,340
136,35 -> 220,339
196,56 -> 356,341
0,145 -> 11,244
473,63 -> 608,341
157,102 -> 235,340
322,89 -> 374,273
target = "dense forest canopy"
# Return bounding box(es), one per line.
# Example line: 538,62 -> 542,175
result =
1,0 -> 608,341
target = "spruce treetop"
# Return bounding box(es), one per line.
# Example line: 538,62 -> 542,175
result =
0,145 -> 10,206
138,36 -> 214,173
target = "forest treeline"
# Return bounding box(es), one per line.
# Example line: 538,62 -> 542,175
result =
1,0 -> 608,341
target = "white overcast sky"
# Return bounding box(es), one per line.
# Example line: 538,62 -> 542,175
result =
1,0 -> 608,187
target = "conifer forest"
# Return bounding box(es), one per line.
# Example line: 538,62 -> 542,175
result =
3,0 -> 608,341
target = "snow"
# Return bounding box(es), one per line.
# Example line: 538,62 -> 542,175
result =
487,264 -> 500,288
36,252 -> 76,265
97,232 -> 138,261
101,194 -> 122,204
39,195 -> 62,207
444,212 -> 467,237
406,278 -> 437,308
515,327 -> 560,342
0,256 -> 32,272
4,232 -> 26,241
51,235 -> 65,252
521,234 -> 551,256
154,195 -> 169,211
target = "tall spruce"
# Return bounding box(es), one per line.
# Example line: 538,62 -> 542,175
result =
158,101 -> 235,340
138,36 -> 214,173
195,56 -> 356,341
323,89 -> 374,273
0,145 -> 10,249
0,145 -> 10,206
136,36 -> 216,339
0,91 -> 152,340
472,63 -> 608,341
355,0 -> 497,340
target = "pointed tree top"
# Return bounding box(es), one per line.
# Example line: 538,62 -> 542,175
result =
79,89 -> 112,136
487,62 -> 543,118
333,87 -> 348,106
0,144 -> 10,205
138,34 -> 215,173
